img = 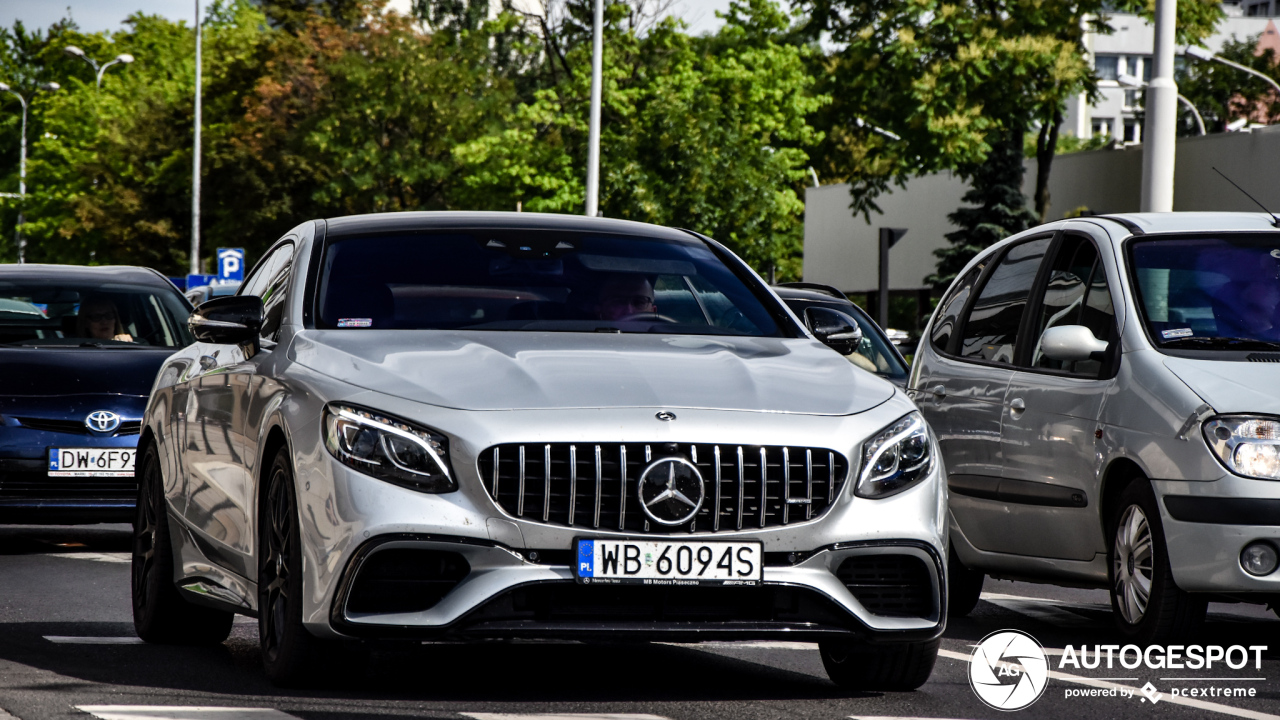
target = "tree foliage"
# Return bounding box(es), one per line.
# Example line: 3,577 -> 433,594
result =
1177,33 -> 1280,134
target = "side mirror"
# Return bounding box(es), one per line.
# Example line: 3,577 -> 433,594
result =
1040,324 -> 1109,362
189,295 -> 263,345
805,306 -> 863,356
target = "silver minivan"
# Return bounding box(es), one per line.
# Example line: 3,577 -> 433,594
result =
913,212 -> 1280,643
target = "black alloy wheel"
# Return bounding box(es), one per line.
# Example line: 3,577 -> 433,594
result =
132,442 -> 233,644
259,446 -> 331,686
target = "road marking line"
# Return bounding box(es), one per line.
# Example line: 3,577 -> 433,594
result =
45,552 -> 130,564
939,649 -> 1280,720
461,715 -> 669,720
46,637 -> 145,644
78,708 -> 297,720
981,594 -> 1095,627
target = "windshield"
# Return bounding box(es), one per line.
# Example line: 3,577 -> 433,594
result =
316,231 -> 785,337
0,279 -> 194,348
1131,234 -> 1280,351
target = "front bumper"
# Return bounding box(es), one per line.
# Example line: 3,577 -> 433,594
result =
1156,475 -> 1280,593
325,534 -> 946,643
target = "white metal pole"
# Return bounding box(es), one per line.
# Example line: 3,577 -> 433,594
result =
16,98 -> 26,264
584,0 -> 603,217
1140,0 -> 1177,212
190,0 -> 202,275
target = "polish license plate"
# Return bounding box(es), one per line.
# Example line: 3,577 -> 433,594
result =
48,448 -> 136,477
574,538 -> 762,586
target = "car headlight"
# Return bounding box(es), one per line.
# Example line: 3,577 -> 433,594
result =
323,404 -> 457,493
856,412 -> 934,499
1203,415 -> 1280,481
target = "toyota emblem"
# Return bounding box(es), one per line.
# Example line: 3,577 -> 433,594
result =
85,410 -> 122,434
637,457 -> 705,526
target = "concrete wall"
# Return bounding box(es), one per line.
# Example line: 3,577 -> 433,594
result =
804,126 -> 1280,292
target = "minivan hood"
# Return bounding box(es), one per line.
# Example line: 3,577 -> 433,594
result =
292,330 -> 894,415
1163,357 -> 1280,414
0,347 -> 170,397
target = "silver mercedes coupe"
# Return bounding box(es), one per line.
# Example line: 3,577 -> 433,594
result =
133,212 -> 947,688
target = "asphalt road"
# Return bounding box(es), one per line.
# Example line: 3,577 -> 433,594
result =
3,524 -> 1280,720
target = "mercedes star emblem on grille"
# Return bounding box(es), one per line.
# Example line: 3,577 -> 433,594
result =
85,410 -> 122,434
637,457 -> 705,525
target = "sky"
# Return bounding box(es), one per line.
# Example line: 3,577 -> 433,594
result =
0,0 -> 735,38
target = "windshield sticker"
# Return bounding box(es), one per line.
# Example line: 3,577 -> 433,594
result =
1162,328 -> 1194,339
337,318 -> 373,328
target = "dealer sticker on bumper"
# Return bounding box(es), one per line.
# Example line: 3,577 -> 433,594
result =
574,538 -> 761,586
48,448 -> 136,477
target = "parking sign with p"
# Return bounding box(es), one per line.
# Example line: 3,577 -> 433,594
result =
217,247 -> 245,283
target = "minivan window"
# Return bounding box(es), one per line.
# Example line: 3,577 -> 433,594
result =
959,237 -> 1051,364
1032,235 -> 1100,372
1132,234 -> 1280,350
316,231 -> 784,337
930,263 -> 984,354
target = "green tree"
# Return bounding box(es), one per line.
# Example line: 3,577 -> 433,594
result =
1177,33 -> 1280,134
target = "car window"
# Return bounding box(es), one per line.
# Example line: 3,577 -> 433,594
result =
930,263 -> 985,355
1031,234 -> 1100,372
785,298 -> 907,379
958,236 -> 1051,364
1132,234 -> 1280,351
316,231 -> 784,337
0,280 -> 193,348
239,246 -> 285,300
259,244 -> 295,339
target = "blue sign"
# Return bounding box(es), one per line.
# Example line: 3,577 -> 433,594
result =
217,247 -> 245,283
186,274 -> 217,290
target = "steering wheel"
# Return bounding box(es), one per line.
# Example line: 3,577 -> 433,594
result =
619,312 -> 680,324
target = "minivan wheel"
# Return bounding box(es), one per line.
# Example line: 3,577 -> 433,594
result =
1108,480 -> 1205,644
132,442 -> 234,644
948,546 -> 985,618
260,447 -> 331,686
819,638 -> 939,692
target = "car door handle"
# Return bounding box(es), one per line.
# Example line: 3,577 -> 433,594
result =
199,355 -> 218,372
931,384 -> 946,399
1009,397 -> 1026,413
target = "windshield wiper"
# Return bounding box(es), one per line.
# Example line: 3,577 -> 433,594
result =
1162,336 -> 1280,351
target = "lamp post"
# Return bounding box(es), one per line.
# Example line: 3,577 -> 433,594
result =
1140,0 -> 1177,213
584,0 -> 603,217
1118,73 -> 1206,136
191,0 -> 202,275
0,81 -> 61,263
62,46 -> 134,89
1185,44 -> 1280,96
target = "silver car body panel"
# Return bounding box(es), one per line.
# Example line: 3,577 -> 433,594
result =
915,212 -> 1280,594
144,212 -> 948,642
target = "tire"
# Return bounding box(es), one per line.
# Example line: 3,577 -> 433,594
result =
820,638 -> 939,692
1108,479 -> 1205,644
948,546 -> 985,618
132,442 -> 234,644
259,446 -> 330,686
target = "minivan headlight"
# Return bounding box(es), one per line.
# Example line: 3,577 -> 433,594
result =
323,404 -> 457,493
1203,415 -> 1280,481
856,412 -> 934,499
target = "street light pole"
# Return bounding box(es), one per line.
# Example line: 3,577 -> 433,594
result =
1185,44 -> 1280,96
1140,0 -> 1177,212
1118,73 -> 1206,136
63,46 -> 135,89
0,82 -> 60,263
191,0 -> 202,275
584,0 -> 603,217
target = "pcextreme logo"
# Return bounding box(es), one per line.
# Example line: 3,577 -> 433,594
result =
969,630 -> 1051,711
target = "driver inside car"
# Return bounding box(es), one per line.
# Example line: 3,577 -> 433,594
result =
77,295 -> 134,343
595,273 -> 658,321
1203,247 -> 1280,341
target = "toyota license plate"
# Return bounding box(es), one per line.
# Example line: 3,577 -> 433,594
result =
48,448 -> 136,477
574,538 -> 762,586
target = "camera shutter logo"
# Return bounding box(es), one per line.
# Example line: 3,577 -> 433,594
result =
85,410 -> 122,434
969,630 -> 1050,711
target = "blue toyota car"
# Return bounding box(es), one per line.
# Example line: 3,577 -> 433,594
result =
0,265 -> 192,524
